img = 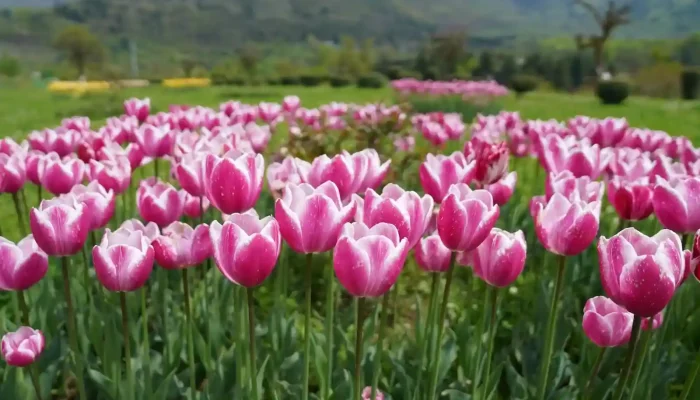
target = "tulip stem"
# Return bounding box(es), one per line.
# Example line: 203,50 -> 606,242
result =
37,185 -> 42,205
323,256 -> 335,399
154,158 -> 159,180
428,252 -> 457,400
11,192 -> 27,236
370,292 -> 391,400
680,349 -> 700,399
141,287 -> 152,397
81,245 -> 91,302
612,315 -> 642,400
302,253 -> 313,400
119,292 -> 134,400
535,254 -> 567,400
61,257 -> 87,400
182,269 -> 197,398
583,347 -> 607,400
18,291 -> 43,400
629,322 -> 653,399
472,282 -> 489,394
481,286 -> 499,399
246,287 -> 259,400
354,297 -> 367,400
413,273 -> 440,400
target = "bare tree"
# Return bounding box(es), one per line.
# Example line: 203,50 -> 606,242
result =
574,0 -> 632,76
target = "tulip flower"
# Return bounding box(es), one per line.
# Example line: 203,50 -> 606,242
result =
282,95 -> 301,114
598,228 -> 685,317
275,182 -> 356,254
485,171 -> 517,206
471,140 -> 510,186
62,116 -> 90,132
649,154 -> 687,183
393,135 -> 415,153
30,195 -> 90,256
582,296 -> 633,348
459,228 -> 527,287
136,178 -> 185,227
0,153 -> 26,194
152,222 -> 212,269
539,134 -> 607,179
70,182 -> 116,230
1,327 -> 45,367
534,193 -> 600,256
437,184 -> 499,252
357,149 -> 391,193
652,176 -> 700,233
28,128 -> 80,156
183,192 -> 210,219
174,152 -> 205,197
38,153 -> 84,195
87,158 -> 132,194
124,97 -> 151,122
420,152 -> 476,203
92,228 -> 155,292
607,177 -> 653,221
266,156 -> 304,197
25,151 -> 43,186
361,387 -> 385,400
203,150 -> 264,214
0,235 -> 48,291
363,184 -> 433,248
545,170 -> 604,203
415,233 -> 452,273
120,219 -> 160,242
300,152 -> 361,201
134,124 -> 174,158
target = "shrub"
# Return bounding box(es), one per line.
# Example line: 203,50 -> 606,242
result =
0,53 -> 20,77
681,70 -> 700,100
510,75 -> 538,96
632,62 -> 683,98
357,72 -> 386,88
329,76 -> 352,87
596,80 -> 630,105
280,76 -> 300,85
299,75 -> 324,87
409,96 -> 502,124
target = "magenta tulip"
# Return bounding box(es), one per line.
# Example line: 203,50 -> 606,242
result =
28,128 -> 79,157
361,387 -> 385,400
333,222 -> 410,297
607,177 -> 653,221
535,193 -> 600,256
174,152 -> 205,197
92,228 -> 155,292
485,171 -> 517,206
30,195 -> 90,256
582,296 -> 633,347
183,193 -> 210,219
458,228 -> 526,287
363,184 -> 433,248
152,222 -> 212,269
70,182 -> 116,230
124,97 -> 151,122
357,149 -> 391,193
437,184 -> 499,252
301,152 -> 362,201
415,232 -> 452,273
1,327 -> 45,367
119,219 -> 160,242
652,176 -> 700,233
419,152 -> 475,203
275,182 -> 356,253
693,231 -> 700,281
38,153 -> 84,195
539,134 -> 607,179
25,151 -> 43,185
134,124 -> 173,158
87,158 -> 131,194
0,153 -> 26,193
599,228 -> 686,317
545,171 -> 604,202
136,178 -> 185,227
0,235 -> 48,291
209,211 -> 281,287
266,156 -> 304,196
203,150 -> 264,214
472,140 -> 509,186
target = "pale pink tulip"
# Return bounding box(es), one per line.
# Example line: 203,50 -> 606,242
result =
124,97 -> 151,122
38,153 -> 84,195
134,124 -> 174,158
92,228 -> 154,292
136,178 -> 186,227
1,327 -> 45,367
87,158 -> 131,195
0,235 -> 48,291
152,222 -> 212,269
119,219 -> 160,242
437,184 -> 499,252
535,193 -> 600,256
30,195 -> 90,256
363,184 -> 433,248
415,233 -> 452,273
203,150 -> 264,214
582,296 -> 633,347
70,182 -> 116,230
545,171 -> 604,203
419,152 -> 475,203
266,156 -> 304,195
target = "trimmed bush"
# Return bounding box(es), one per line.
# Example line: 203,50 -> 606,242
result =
299,75 -> 324,87
681,70 -> 700,100
511,75 -> 538,96
329,76 -> 352,87
280,76 -> 300,86
596,80 -> 630,105
357,72 -> 386,88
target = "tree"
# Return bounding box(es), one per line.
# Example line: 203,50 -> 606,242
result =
0,53 -> 20,78
53,25 -> 105,76
474,51 -> 495,78
239,44 -> 260,79
496,54 -> 517,86
429,30 -> 468,78
573,0 -> 632,76
181,58 -> 197,77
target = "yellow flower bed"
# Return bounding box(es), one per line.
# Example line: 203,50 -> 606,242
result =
48,80 -> 111,94
162,78 -> 211,88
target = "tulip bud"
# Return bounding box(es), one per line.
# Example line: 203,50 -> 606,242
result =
419,152 -> 475,203
203,150 -> 264,214
0,235 -> 48,291
582,296 -> 633,347
70,182 -> 116,230
92,228 -> 155,292
136,178 -> 185,227
363,184 -> 433,248
30,195 -> 90,256
458,228 -> 526,287
535,193 -> 600,256
652,176 -> 700,233
415,233 -> 452,273
152,222 -> 212,269
1,327 -> 45,367
333,222 -> 409,297
361,387 -> 385,400
437,184 -> 499,252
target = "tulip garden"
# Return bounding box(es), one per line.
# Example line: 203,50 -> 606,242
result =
1,80 -> 700,400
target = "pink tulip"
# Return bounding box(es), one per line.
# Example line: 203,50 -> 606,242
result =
333,222 -> 409,297
437,184 -> 499,252
70,182 -> 116,230
599,228 -> 686,317
301,152 -> 362,201
25,151 -> 43,185
152,222 -> 212,269
124,98 -> 151,122
28,129 -> 79,156
275,182 -> 356,253
92,228 -> 155,292
642,312 -> 664,331
235,123 -> 271,153
136,178 -> 186,227
471,140 -> 509,186
591,117 -> 628,148
415,232 -> 452,273
692,231 -> 700,281
363,184 -> 433,248
0,137 -> 26,156
419,152 -> 475,203
485,171 -> 517,206
357,149 -> 391,193
361,387 -> 385,400
458,228 -> 526,287
202,150 -> 264,214
119,219 -> 160,242
420,121 -> 448,146
607,178 -> 653,221
87,158 -> 131,195
62,117 -> 90,132
174,153 -> 205,197
210,211 -> 281,287
0,235 -> 48,291
1,327 -> 45,367
652,176 -> 700,233
0,153 -> 26,193
125,143 -> 145,170
545,171 -> 604,203
38,153 -> 84,195
266,156 -> 304,195
282,95 -> 301,114
393,135 -> 415,153
534,193 -> 600,256
258,102 -> 282,124
183,193 -> 210,219
539,134 -> 607,179
30,195 -> 90,256
650,155 -> 687,182
582,296 -> 633,347
134,124 -> 173,158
